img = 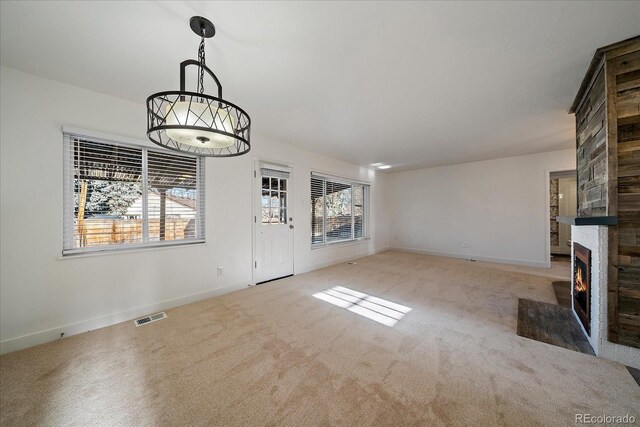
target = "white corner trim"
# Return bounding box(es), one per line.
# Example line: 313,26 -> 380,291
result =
544,169 -> 552,269
389,246 -> 549,268
0,282 -> 248,355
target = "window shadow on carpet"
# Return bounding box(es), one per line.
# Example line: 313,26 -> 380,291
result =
312,286 -> 411,327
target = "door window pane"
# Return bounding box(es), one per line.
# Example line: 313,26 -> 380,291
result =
262,208 -> 271,224
261,173 -> 289,226
271,208 -> 280,224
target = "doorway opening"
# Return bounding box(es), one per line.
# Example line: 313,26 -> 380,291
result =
549,171 -> 577,260
548,170 -> 577,310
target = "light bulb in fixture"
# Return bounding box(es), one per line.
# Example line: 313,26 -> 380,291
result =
165,101 -> 237,148
378,165 -> 392,170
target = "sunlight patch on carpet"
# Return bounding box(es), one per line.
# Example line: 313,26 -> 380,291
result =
312,286 -> 411,327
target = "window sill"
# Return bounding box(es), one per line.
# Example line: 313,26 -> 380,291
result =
59,239 -> 206,260
311,237 -> 371,250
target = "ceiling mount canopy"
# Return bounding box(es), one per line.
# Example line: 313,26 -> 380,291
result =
146,16 -> 251,157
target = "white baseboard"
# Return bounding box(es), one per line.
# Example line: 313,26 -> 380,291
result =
389,246 -> 548,269
0,282 -> 248,355
295,246 -> 391,275
1,246 -> 396,355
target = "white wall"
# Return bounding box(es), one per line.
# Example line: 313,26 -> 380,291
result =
387,150 -> 576,267
0,66 -> 390,354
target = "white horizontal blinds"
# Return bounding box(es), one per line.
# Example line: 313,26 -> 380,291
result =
353,185 -> 364,239
310,173 -> 370,246
325,180 -> 352,242
147,150 -> 203,242
63,132 -> 205,254
261,168 -> 289,224
311,176 -> 325,244
64,135 -> 144,251
261,168 -> 289,179
196,157 -> 206,239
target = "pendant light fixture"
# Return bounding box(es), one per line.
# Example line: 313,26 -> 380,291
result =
147,16 -> 251,157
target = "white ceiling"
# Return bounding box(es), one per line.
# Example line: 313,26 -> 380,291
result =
1,1 -> 639,171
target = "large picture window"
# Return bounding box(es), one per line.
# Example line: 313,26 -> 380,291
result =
63,133 -> 205,255
311,173 -> 369,246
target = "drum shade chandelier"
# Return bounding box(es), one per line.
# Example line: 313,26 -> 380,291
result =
147,16 -> 251,157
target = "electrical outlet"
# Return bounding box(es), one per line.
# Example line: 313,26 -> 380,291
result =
462,242 -> 469,248
217,267 -> 223,276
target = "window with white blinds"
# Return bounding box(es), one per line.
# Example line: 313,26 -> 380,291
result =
63,133 -> 205,255
311,173 -> 369,246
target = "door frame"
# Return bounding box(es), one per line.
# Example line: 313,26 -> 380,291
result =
545,169 -> 577,268
251,157 -> 295,286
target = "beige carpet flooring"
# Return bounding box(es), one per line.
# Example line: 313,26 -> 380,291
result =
1,251 -> 638,426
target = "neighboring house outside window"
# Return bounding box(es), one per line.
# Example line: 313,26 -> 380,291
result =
311,173 -> 370,247
63,132 -> 205,255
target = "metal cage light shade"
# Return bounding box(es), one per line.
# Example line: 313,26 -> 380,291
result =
146,17 -> 251,157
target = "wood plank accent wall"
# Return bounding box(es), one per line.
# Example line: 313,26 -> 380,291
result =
571,36 -> 640,350
611,47 -> 640,348
606,55 -> 620,344
575,62 -> 608,217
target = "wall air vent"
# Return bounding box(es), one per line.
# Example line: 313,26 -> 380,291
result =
134,312 -> 167,327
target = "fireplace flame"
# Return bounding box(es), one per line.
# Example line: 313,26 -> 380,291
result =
575,267 -> 587,293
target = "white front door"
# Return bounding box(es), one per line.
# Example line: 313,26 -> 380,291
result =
254,163 -> 294,284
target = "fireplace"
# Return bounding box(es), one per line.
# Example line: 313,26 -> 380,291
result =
573,242 -> 591,335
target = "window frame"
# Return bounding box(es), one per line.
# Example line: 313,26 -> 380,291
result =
260,170 -> 290,225
310,172 -> 370,248
62,130 -> 205,256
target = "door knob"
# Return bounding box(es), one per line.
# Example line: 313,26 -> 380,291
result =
289,225 -> 294,229
289,217 -> 293,221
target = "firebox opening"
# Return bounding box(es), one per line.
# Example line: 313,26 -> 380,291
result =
573,242 -> 591,336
